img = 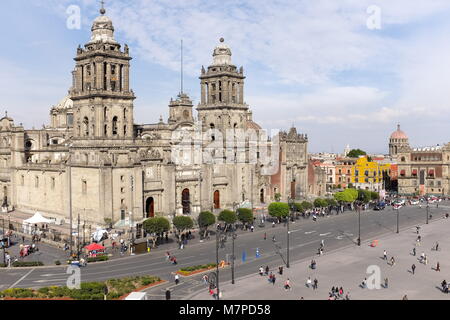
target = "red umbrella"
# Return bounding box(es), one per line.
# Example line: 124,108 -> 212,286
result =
84,243 -> 105,251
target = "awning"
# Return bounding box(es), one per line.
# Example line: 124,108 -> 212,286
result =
428,170 -> 434,175
412,169 -> 417,175
400,170 -> 406,175
84,243 -> 105,251
23,212 -> 53,224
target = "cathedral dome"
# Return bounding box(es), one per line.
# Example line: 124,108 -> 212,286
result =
246,120 -> 262,130
87,10 -> 117,45
390,124 -> 408,140
54,96 -> 73,110
212,38 -> 233,66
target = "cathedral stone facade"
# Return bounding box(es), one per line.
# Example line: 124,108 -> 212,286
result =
0,10 -> 308,236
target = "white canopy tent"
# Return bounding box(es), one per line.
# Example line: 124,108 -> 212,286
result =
23,212 -> 53,224
22,212 -> 53,234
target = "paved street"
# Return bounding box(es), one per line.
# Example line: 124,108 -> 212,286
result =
0,202 -> 448,300
190,209 -> 450,300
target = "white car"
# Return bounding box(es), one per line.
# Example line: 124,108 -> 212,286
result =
410,200 -> 419,205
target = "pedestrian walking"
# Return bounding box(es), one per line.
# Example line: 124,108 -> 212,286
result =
412,247 -> 416,256
384,277 -> 388,289
436,262 -> 440,272
165,289 -> 171,300
175,274 -> 180,285
420,252 -> 425,263
268,272 -> 273,283
284,279 -> 292,291
402,295 -> 408,300
383,250 -> 387,260
306,277 -> 312,288
390,256 -> 395,266
202,274 -> 209,285
165,251 -> 170,261
435,242 -> 439,251
345,292 -> 350,300
313,278 -> 318,290
259,266 -> 264,276
424,255 -> 428,265
265,265 -> 269,275
272,274 -> 276,286
361,278 -> 367,289
411,264 -> 416,275
264,232 -> 266,240
279,266 -> 283,275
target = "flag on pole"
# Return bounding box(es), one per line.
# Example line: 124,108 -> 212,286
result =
242,251 -> 246,262
256,248 -> 260,258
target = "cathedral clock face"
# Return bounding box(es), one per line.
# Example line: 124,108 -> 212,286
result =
183,110 -> 190,119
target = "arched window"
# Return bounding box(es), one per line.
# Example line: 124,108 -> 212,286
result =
112,116 -> 118,135
104,107 -> 107,119
83,117 -> 89,136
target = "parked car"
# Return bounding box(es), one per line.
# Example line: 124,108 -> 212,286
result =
410,199 -> 419,205
374,203 -> 385,211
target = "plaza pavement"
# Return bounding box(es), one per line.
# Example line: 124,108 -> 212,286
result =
189,216 -> 450,300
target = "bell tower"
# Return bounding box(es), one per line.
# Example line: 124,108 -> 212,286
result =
197,38 -> 248,132
69,6 -> 135,139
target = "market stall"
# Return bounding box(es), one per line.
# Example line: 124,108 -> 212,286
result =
22,212 -> 53,235
84,243 -> 105,257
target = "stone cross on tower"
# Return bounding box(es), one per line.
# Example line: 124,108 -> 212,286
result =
100,0 -> 106,15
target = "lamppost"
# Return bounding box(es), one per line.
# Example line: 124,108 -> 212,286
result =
231,202 -> 238,285
215,230 -> 220,300
426,203 -> 429,225
287,197 -> 293,268
357,201 -> 361,246
77,213 -> 80,260
396,204 -> 400,234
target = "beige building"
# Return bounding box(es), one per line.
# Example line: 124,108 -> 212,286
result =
0,9 -> 308,236
392,125 -> 450,196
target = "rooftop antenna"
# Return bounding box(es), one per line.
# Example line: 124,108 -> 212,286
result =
180,39 -> 184,95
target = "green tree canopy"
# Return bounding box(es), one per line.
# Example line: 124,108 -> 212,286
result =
237,208 -> 253,224
198,211 -> 216,228
347,149 -> 367,158
172,216 -> 194,233
313,198 -> 328,208
143,217 -> 170,235
358,189 -> 371,203
370,191 -> 379,201
274,193 -> 282,202
301,201 -> 313,210
326,198 -> 338,207
218,210 -> 237,224
334,188 -> 358,203
294,202 -> 304,213
268,202 -> 290,219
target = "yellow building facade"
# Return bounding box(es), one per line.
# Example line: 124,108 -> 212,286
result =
351,156 -> 390,191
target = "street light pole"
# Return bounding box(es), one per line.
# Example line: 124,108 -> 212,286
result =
396,206 -> 399,234
231,228 -> 235,284
357,202 -> 361,246
215,230 -> 220,300
287,197 -> 292,268
77,213 -> 80,260
426,204 -> 429,224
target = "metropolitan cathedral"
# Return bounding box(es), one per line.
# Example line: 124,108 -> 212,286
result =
0,8 -> 308,234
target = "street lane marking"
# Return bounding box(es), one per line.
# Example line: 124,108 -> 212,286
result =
319,232 -> 331,236
305,231 -> 316,234
33,279 -> 68,283
9,268 -> 35,289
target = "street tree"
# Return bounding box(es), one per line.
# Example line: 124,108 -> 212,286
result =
172,216 -> 194,234
197,211 -> 216,238
218,210 -> 237,231
143,217 -> 170,248
237,208 -> 253,225
268,202 -> 289,221
301,201 -> 313,211
314,198 -> 328,208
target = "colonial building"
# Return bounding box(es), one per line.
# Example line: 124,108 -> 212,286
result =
0,8 -> 308,235
392,125 -> 450,196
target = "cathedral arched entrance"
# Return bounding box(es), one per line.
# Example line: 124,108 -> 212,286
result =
182,189 -> 191,214
145,197 -> 155,218
214,190 -> 220,209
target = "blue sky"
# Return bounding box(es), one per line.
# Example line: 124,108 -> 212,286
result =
2,0 -> 450,153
